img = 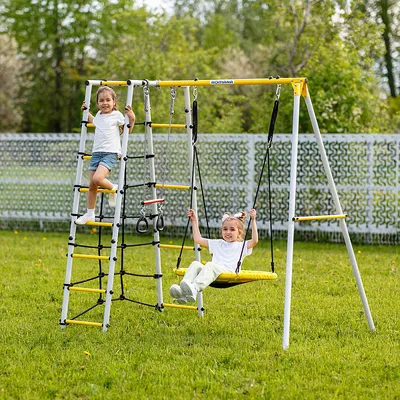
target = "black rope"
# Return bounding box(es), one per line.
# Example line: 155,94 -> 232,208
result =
235,88 -> 279,274
194,146 -> 210,238
192,100 -> 198,144
176,136 -> 197,269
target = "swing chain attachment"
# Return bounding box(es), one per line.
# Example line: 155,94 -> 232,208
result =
275,83 -> 281,102
143,81 -> 150,112
156,203 -> 165,231
136,206 -> 149,234
170,87 -> 176,115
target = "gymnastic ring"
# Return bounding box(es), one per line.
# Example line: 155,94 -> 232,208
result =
136,216 -> 149,234
156,214 -> 165,231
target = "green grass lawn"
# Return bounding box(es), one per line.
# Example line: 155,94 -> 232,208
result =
0,230 -> 398,399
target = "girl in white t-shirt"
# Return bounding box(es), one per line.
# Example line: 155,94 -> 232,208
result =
170,208 -> 259,303
76,86 -> 135,225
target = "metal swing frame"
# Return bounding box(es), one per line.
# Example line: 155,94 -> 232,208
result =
147,77 -> 375,350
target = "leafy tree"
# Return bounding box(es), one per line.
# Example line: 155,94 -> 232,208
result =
0,35 -> 23,132
1,0 -> 139,132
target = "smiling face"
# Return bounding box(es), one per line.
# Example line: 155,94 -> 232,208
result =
96,87 -> 117,114
221,219 -> 243,242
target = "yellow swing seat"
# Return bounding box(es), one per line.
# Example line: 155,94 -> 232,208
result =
174,268 -> 278,288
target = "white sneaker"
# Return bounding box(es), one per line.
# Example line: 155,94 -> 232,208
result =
108,184 -> 118,208
180,281 -> 198,303
169,284 -> 187,304
75,213 -> 95,225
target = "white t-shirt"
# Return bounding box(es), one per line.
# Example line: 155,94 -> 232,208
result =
92,110 -> 125,155
208,239 -> 252,272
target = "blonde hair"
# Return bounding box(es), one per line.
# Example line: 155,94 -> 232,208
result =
221,211 -> 247,241
96,86 -> 118,111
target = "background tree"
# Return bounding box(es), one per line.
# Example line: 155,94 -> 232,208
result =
1,0 -> 398,133
0,35 -> 23,132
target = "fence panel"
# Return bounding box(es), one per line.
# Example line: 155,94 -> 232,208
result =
0,133 -> 398,244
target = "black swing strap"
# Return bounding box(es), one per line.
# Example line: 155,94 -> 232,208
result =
176,98 -> 199,268
236,83 -> 281,274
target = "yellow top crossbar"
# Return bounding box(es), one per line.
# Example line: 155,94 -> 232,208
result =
156,77 -> 306,87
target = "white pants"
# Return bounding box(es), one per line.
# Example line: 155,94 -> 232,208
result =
182,261 -> 231,292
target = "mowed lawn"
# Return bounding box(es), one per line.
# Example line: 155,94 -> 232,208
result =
0,230 -> 398,399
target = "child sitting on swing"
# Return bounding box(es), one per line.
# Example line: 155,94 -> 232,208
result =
170,208 -> 258,303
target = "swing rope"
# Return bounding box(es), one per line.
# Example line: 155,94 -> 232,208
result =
176,90 -> 211,268
235,82 -> 281,274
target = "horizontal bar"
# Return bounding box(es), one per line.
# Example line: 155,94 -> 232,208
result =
82,155 -> 92,160
162,303 -> 198,310
155,183 -> 190,190
79,188 -> 117,194
159,244 -> 200,251
101,81 -> 129,86
65,319 -> 102,327
68,287 -> 106,293
154,77 -> 306,87
87,123 -> 95,128
85,221 -> 113,227
151,123 -> 186,129
293,214 -> 348,222
72,254 -> 109,260
142,199 -> 164,205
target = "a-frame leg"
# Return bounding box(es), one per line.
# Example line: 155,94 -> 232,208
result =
282,83 -> 375,350
303,90 -> 375,332
282,83 -> 301,350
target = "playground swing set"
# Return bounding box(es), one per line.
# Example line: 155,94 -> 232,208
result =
60,77 -> 375,350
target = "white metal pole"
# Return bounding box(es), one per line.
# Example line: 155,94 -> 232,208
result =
184,87 -> 204,317
61,82 -> 93,327
103,83 -> 135,331
143,84 -> 164,310
282,83 -> 301,350
303,90 -> 375,332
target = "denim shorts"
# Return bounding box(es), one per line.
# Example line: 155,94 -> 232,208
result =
89,152 -> 118,171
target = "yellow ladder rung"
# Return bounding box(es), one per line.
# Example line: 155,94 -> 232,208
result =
85,221 -> 113,227
68,287 -> 106,294
151,123 -> 186,129
293,214 -> 348,222
66,319 -> 102,327
159,244 -> 200,251
82,155 -> 92,159
79,188 -> 117,194
72,254 -> 109,260
155,183 -> 190,190
162,303 -> 198,310
86,123 -> 95,128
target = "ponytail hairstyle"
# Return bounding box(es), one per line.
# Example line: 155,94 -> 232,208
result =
96,86 -> 118,111
221,211 -> 247,241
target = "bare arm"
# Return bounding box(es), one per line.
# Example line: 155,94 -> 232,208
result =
187,209 -> 208,248
247,208 -> 259,249
124,105 -> 136,133
81,101 -> 94,123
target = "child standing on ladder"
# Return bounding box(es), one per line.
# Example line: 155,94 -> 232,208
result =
76,86 -> 135,225
170,208 -> 259,303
